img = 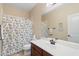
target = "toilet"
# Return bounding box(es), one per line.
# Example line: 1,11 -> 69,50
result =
23,35 -> 36,56
23,44 -> 31,56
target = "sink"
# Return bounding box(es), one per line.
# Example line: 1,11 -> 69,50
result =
56,40 -> 79,49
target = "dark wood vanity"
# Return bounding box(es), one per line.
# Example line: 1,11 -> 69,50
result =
31,43 -> 52,56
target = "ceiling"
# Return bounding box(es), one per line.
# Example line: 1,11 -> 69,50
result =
4,3 -> 37,11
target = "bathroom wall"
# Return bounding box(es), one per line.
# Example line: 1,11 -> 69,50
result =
0,4 -> 30,26
42,3 -> 79,40
2,4 -> 29,17
30,3 -> 46,38
0,4 -> 3,25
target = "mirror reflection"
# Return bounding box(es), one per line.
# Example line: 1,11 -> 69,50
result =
41,3 -> 79,44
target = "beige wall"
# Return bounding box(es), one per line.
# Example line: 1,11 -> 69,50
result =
42,3 -> 79,40
2,4 -> 29,17
0,4 -> 29,25
0,4 -> 3,25
30,3 -> 46,38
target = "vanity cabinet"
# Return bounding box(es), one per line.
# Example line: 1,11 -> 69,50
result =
43,50 -> 52,56
31,43 -> 52,56
31,43 -> 42,56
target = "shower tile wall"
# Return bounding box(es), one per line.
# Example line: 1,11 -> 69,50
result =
1,14 -> 32,56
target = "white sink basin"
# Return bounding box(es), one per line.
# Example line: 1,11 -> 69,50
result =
40,38 -> 79,49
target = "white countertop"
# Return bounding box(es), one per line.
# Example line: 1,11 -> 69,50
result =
31,39 -> 79,56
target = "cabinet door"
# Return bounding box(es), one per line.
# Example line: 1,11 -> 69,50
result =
43,50 -> 52,56
31,43 -> 43,56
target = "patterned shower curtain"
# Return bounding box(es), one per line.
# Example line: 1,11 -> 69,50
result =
1,14 -> 32,56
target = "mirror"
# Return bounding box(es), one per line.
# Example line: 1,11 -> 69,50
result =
41,3 -> 79,44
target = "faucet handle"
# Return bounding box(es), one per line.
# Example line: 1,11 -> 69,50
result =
50,40 -> 56,45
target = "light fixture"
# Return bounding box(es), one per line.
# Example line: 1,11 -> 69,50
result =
46,3 -> 56,7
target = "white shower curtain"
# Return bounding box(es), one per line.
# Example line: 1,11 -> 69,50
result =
1,14 -> 32,56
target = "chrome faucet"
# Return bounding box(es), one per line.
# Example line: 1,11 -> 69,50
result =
50,39 -> 56,45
